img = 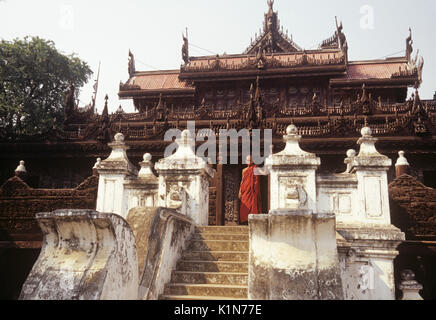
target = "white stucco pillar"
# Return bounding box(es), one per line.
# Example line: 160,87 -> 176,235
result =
95,133 -> 138,218
155,130 -> 214,226
352,126 -> 393,225
337,126 -> 405,300
124,153 -> 159,211
249,124 -> 343,300
265,124 -> 321,212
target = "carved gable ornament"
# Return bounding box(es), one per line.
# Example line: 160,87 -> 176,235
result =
0,176 -> 31,197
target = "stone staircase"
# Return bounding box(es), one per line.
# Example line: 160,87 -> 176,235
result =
160,226 -> 249,300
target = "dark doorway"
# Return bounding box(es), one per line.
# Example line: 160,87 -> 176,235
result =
0,247 -> 40,300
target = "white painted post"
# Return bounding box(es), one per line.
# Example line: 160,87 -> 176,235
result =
352,126 -> 393,225
249,124 -> 343,300
124,153 -> 159,211
95,133 -> 138,218
337,126 -> 405,300
265,124 -> 321,212
155,130 -> 214,226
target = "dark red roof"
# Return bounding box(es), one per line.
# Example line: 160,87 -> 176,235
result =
126,71 -> 192,91
345,61 -> 408,80
121,59 -> 412,92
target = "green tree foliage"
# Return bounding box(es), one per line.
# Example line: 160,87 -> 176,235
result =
0,36 -> 92,137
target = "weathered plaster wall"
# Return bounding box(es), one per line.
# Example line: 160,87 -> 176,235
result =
316,173 -> 358,223
336,224 -> 404,300
97,173 -> 130,218
19,209 -> 138,300
138,207 -> 194,300
248,210 -> 343,300
252,124 -> 405,300
126,207 -> 157,278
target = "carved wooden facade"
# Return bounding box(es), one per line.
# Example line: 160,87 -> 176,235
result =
0,174 -> 98,249
389,174 -> 436,300
0,1 -> 434,225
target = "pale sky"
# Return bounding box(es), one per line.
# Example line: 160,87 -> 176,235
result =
1,0 -> 435,114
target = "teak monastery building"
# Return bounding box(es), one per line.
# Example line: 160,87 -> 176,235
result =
0,0 -> 435,300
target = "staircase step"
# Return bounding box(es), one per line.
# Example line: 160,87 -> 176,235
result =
159,295 -> 247,301
161,225 -> 250,301
191,233 -> 249,241
188,239 -> 249,251
171,271 -> 248,285
195,226 -> 248,234
182,250 -> 249,262
177,260 -> 248,273
164,283 -> 248,298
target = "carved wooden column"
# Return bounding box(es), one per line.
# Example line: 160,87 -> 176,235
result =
215,162 -> 224,226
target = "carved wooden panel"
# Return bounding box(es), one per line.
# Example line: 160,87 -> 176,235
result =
223,166 -> 241,225
0,175 -> 98,244
209,187 -> 217,226
286,85 -> 325,107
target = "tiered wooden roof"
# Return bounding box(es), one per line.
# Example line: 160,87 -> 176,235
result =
119,1 -> 420,100
1,1 -> 432,160
120,57 -> 415,94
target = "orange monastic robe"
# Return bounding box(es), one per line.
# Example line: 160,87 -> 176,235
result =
239,164 -> 262,224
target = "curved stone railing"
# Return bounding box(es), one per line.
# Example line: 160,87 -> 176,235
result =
19,209 -> 138,300
137,207 -> 194,300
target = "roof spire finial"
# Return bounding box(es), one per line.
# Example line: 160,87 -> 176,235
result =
128,50 -> 135,77
406,27 -> 413,62
182,27 -> 189,65
244,0 -> 301,54
102,94 -> 109,119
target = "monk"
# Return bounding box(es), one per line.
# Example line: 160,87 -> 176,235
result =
238,155 -> 262,225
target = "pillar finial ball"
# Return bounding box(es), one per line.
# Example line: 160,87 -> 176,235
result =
181,129 -> 191,139
143,153 -> 152,162
15,160 -> 26,172
346,149 -> 356,158
396,150 -> 409,166
114,132 -> 124,142
286,124 -> 298,135
361,126 -> 372,137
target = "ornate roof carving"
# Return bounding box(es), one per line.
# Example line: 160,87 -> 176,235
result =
403,28 -> 424,86
244,0 -> 301,54
181,50 -> 345,74
319,17 -> 348,63
182,29 -> 189,65
128,50 -> 136,78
